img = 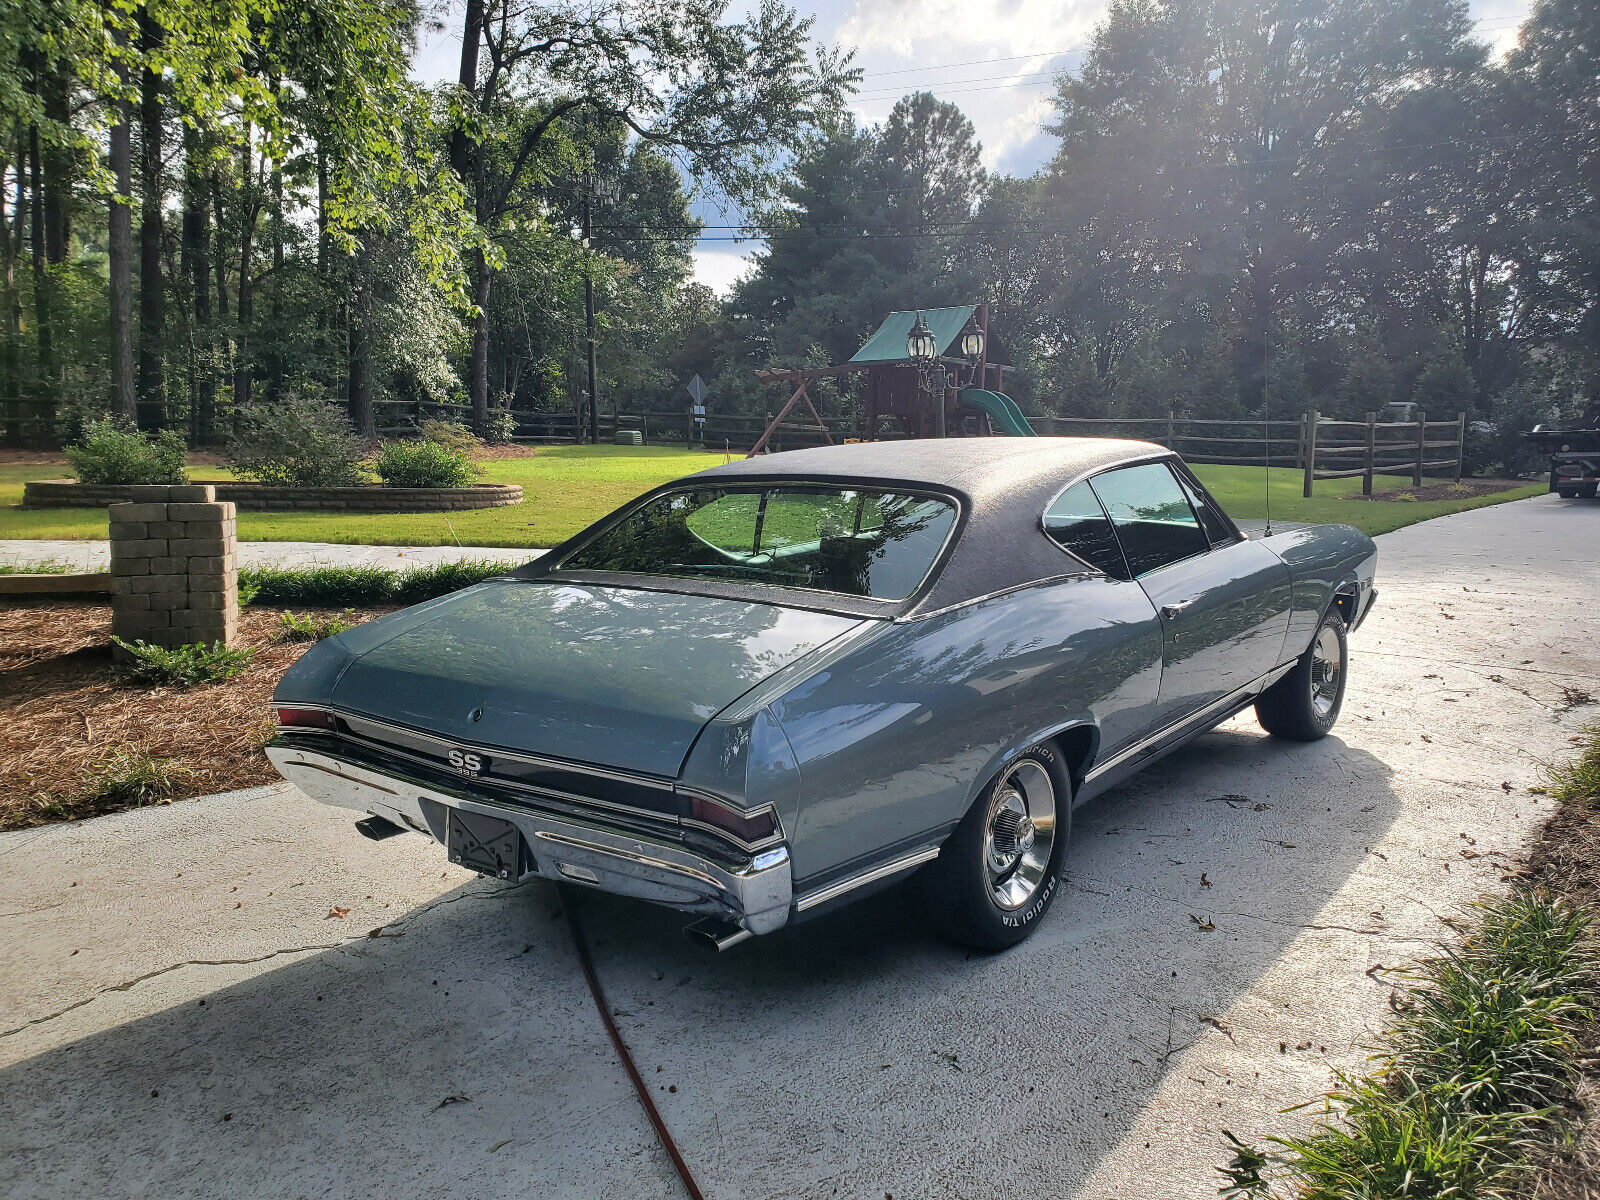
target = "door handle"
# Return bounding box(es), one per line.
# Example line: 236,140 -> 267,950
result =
1161,601 -> 1192,620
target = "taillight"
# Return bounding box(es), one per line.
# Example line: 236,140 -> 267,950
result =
685,793 -> 779,846
275,706 -> 336,731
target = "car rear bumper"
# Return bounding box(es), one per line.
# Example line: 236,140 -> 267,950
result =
265,744 -> 794,935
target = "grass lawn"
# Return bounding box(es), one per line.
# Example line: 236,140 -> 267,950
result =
0,445 -> 1542,547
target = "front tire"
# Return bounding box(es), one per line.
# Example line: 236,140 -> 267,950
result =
930,743 -> 1071,952
1256,607 -> 1347,741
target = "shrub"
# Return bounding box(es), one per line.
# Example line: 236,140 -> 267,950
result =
391,558 -> 509,603
373,438 -> 479,488
229,395 -> 367,487
415,417 -> 482,456
239,564 -> 395,606
65,419 -> 189,485
113,638 -> 255,686
275,609 -> 358,642
238,559 -> 511,606
485,409 -> 519,443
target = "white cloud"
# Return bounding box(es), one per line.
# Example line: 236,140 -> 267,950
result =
692,247 -> 756,295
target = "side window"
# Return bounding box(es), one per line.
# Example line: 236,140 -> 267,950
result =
1043,481 -> 1129,578
1174,469 -> 1236,547
1090,462 -> 1210,577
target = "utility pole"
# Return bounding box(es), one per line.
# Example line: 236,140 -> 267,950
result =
581,180 -> 599,446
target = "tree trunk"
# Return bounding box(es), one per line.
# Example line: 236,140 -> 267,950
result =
470,248 -> 491,434
40,67 -> 69,264
267,145 -> 284,403
232,127 -> 256,413
348,248 -> 373,437
2,128 -> 21,443
108,83 -> 137,422
136,14 -> 166,430
183,125 -> 214,442
26,127 -> 51,390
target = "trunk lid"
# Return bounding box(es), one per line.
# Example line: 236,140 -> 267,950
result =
329,579 -> 860,777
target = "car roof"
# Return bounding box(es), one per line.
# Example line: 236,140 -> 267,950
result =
690,437 -> 1172,616
694,437 -> 1161,503
525,437 -> 1178,619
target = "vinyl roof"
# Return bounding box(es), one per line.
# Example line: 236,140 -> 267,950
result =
688,438 -> 1169,615
848,306 -> 978,365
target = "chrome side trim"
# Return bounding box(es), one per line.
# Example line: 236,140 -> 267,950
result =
794,844 -> 942,913
895,571 -> 1098,623
1083,672 -> 1273,784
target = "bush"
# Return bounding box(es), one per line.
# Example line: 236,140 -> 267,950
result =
373,438 -> 479,488
485,409 -> 519,443
275,609 -> 358,643
238,558 -> 511,606
415,418 -> 482,457
113,638 -> 255,686
66,419 -> 189,485
229,395 -> 368,487
79,749 -> 189,811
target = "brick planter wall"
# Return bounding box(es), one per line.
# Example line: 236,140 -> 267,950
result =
23,480 -> 523,512
108,485 -> 237,651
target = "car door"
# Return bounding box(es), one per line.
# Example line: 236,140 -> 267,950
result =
1089,460 -> 1292,728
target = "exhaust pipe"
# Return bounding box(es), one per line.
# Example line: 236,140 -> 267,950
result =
684,917 -> 753,952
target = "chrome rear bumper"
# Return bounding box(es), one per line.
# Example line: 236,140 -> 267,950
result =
265,744 -> 793,935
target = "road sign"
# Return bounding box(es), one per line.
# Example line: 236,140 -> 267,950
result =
686,374 -> 708,405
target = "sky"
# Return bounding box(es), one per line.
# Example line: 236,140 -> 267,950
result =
412,0 -> 1535,296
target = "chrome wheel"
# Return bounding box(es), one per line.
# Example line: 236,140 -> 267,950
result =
1310,625 -> 1342,718
983,759 -> 1058,910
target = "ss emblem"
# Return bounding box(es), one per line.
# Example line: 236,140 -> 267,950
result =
448,749 -> 485,775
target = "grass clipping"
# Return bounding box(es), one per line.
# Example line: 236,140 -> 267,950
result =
1220,890 -> 1597,1199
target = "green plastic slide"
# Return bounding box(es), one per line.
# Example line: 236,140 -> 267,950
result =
958,388 -> 1036,436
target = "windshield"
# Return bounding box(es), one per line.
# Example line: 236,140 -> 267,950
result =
557,486 -> 958,601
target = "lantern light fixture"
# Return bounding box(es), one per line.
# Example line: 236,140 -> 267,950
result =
906,312 -> 938,364
959,315 -> 985,362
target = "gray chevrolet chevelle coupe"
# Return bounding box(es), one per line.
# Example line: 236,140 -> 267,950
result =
268,439 -> 1376,950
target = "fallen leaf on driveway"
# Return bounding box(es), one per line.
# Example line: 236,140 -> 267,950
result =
1461,849 -> 1482,859
1200,873 -> 1212,888
327,905 -> 351,919
435,1094 -> 470,1109
1199,1015 -> 1234,1040
1190,914 -> 1216,931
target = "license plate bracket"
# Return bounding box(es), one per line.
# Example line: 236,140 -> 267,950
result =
447,808 -> 528,880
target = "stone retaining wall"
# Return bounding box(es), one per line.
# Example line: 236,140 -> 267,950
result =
24,479 -> 523,512
109,485 -> 237,650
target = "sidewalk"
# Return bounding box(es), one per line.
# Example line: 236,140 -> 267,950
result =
0,539 -> 541,574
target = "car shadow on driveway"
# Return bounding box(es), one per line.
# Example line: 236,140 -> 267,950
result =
0,721 -> 1400,1200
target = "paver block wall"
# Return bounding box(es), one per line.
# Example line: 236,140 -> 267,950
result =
108,484 -> 238,650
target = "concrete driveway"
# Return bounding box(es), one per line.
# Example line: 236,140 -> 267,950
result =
2,493 -> 1596,1200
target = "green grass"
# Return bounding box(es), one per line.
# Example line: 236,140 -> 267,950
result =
0,558 -> 72,573
1548,722 -> 1600,810
0,447 -> 1541,548
1220,890 -> 1597,1199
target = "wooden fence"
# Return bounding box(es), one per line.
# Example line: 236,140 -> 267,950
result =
1298,409 -> 1466,497
369,399 -> 1469,496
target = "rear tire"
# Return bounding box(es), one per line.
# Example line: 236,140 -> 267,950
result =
929,743 -> 1071,952
1256,607 -> 1347,741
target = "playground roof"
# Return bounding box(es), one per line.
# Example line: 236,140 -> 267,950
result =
848,306 -> 978,365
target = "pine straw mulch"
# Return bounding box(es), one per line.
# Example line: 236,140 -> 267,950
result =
1353,477 -> 1528,502
0,599 -> 387,831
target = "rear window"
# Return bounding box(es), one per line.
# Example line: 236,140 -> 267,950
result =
557,486 -> 958,601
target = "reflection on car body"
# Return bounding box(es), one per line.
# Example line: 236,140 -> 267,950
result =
268,439 -> 1377,951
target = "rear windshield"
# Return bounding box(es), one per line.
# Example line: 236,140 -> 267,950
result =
557,486 -> 958,601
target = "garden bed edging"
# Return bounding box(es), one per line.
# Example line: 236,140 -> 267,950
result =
23,480 -> 523,513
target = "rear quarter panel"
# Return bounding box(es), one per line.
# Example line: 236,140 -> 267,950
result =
1255,523 -> 1378,661
763,578 -> 1163,887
